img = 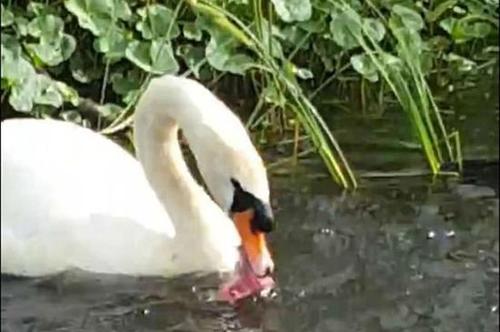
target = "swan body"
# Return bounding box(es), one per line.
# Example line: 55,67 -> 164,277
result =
1,75 -> 274,294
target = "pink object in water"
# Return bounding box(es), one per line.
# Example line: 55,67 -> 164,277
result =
217,248 -> 275,304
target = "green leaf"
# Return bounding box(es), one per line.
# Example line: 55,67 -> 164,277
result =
27,15 -> 64,40
183,22 -> 203,41
125,40 -> 179,75
2,35 -> 38,112
70,51 -> 102,83
1,34 -> 36,85
205,33 -> 255,75
258,19 -> 285,59
363,18 -> 386,42
27,2 -> 59,16
1,4 -> 14,27
136,4 -> 180,40
426,0 -> 457,22
313,38 -> 339,72
14,16 -> 30,36
298,17 -> 326,33
439,17 -> 456,35
350,53 -> 379,82
25,15 -> 76,66
393,26 -> 423,57
329,10 -> 362,50
27,34 -> 76,66
60,110 -> 83,123
54,80 -> 79,106
446,53 -> 477,72
176,44 -> 205,78
270,0 -> 312,22
97,103 -> 122,120
9,75 -> 38,112
439,17 -> 492,43
197,16 -> 256,75
64,0 -> 130,36
94,25 -> 129,60
111,69 -> 143,103
34,75 -> 64,108
391,5 -> 424,31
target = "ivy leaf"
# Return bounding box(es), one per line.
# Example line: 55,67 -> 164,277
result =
176,44 -> 205,78
329,9 -> 362,50
14,16 -> 30,36
391,5 -> 424,32
96,103 -> 122,121
363,18 -> 386,42
25,15 -> 76,66
205,33 -> 255,75
440,17 -> 492,43
1,4 -> 14,27
2,37 -> 38,112
1,35 -> 36,86
27,2 -> 59,16
54,80 -> 79,106
27,34 -> 76,67
34,75 -> 64,108
126,40 -> 179,75
111,69 -> 143,103
9,75 -> 38,112
258,19 -> 285,59
136,4 -> 180,40
445,53 -> 477,73
197,16 -> 256,75
270,0 -> 312,22
350,53 -> 379,82
426,0 -> 457,22
313,38 -> 341,72
183,22 -> 203,41
70,51 -> 102,83
94,25 -> 129,60
65,0 -> 130,36
27,15 -> 64,40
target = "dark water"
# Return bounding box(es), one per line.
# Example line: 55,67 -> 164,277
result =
2,173 -> 498,332
2,84 -> 499,331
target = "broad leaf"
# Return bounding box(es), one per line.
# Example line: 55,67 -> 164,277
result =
136,4 -> 180,40
350,53 -> 379,82
65,0 -> 130,36
183,22 -> 203,41
270,0 -> 312,22
1,5 -> 14,27
329,10 -> 362,50
391,5 -> 424,31
126,40 -> 179,75
176,44 -> 205,78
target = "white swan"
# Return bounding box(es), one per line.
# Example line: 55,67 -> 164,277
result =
1,75 -> 275,302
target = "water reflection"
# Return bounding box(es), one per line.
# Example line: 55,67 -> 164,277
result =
2,175 -> 498,331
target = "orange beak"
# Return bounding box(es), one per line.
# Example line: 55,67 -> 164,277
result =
232,209 -> 274,277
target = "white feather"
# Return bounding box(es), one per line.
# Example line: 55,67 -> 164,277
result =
0,75 -> 270,278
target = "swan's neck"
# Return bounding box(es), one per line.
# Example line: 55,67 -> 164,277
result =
134,110 -> 207,236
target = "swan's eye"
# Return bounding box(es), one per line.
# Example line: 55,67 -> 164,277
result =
230,178 -> 273,233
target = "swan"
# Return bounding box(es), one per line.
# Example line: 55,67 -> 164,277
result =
1,75 -> 275,303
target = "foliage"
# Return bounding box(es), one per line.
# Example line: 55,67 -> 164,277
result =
1,0 -> 498,187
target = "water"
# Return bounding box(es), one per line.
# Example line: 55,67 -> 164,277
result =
2,172 -> 498,331
2,85 -> 498,331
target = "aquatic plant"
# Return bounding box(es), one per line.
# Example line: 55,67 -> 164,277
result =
1,0 -> 498,186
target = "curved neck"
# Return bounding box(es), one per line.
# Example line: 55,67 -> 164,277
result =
133,85 -> 213,236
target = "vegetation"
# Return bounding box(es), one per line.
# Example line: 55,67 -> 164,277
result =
1,0 -> 498,188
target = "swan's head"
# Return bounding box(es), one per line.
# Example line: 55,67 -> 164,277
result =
144,75 -> 276,301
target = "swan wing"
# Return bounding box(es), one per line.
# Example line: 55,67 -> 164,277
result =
1,119 -> 175,275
